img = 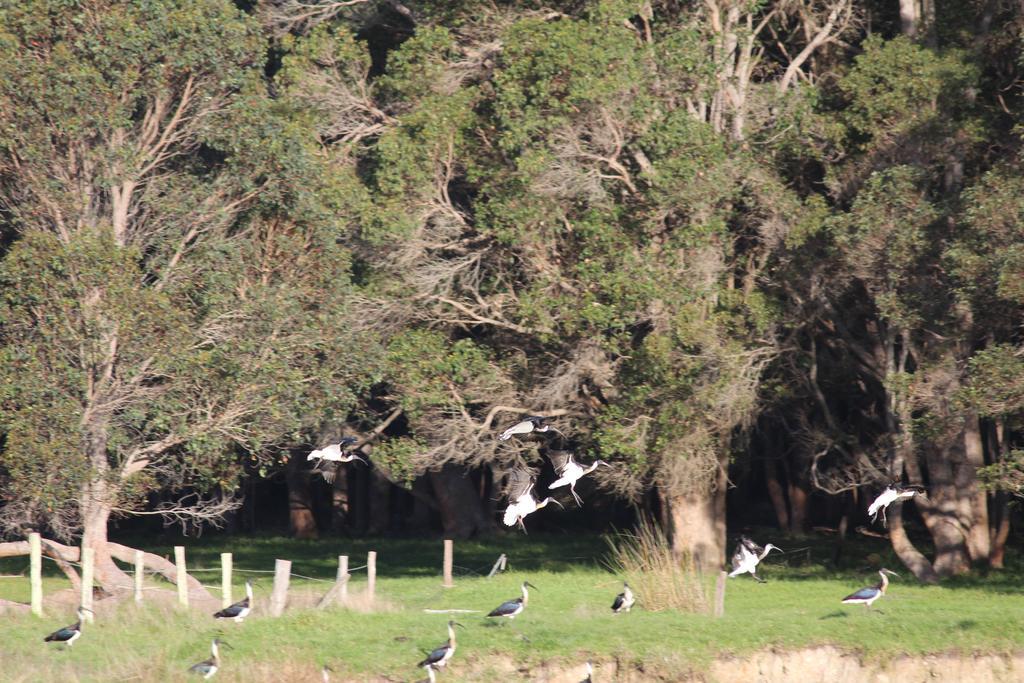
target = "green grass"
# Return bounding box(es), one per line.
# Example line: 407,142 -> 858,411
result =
1,531 -> 1023,681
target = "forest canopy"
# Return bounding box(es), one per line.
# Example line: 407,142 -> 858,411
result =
0,0 -> 1022,587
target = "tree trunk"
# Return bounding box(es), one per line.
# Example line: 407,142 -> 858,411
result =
989,496 -> 1011,569
80,480 -> 132,591
788,480 -> 809,533
764,457 -> 790,531
961,414 -> 990,564
428,464 -> 490,539
919,451 -> 972,576
286,452 -> 319,539
330,464 -> 350,533
668,460 -> 727,571
368,469 -> 391,534
888,503 -> 939,583
899,0 -> 919,37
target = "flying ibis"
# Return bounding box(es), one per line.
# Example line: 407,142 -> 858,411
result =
417,620 -> 464,672
43,607 -> 92,648
502,469 -> 563,532
308,437 -> 367,483
842,568 -> 898,610
728,536 -> 783,583
488,581 -> 537,621
548,451 -> 609,506
189,638 -> 231,679
213,580 -> 253,622
498,415 -> 564,441
868,483 -> 926,526
611,581 -> 635,613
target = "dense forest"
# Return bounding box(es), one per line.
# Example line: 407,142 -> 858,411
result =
0,0 -> 1022,590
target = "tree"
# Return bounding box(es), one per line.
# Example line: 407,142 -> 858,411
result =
0,0 -> 373,587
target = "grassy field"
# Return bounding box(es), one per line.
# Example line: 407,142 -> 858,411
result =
1,530 -> 1023,681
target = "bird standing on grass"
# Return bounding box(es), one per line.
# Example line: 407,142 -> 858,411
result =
728,536 -> 783,583
189,638 -> 231,679
502,469 -> 563,533
498,415 -> 564,441
213,580 -> 253,622
868,483 -> 926,526
842,568 -> 899,610
417,620 -> 464,673
488,581 -> 537,620
611,582 -> 635,613
307,437 -> 367,483
548,451 -> 609,506
43,607 -> 92,648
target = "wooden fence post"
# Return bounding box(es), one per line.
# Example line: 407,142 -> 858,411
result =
714,570 -> 726,617
270,559 -> 291,616
315,555 -> 349,609
29,532 -> 42,616
133,550 -> 144,603
367,551 -> 377,602
488,553 -> 507,578
442,539 -> 454,588
221,553 -> 233,608
80,547 -> 95,622
174,546 -> 188,608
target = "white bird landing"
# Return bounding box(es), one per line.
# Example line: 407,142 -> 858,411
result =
307,437 -> 367,483
728,536 -> 783,583
868,483 -> 926,526
498,415 -> 564,441
548,451 -> 609,506
501,469 -> 563,533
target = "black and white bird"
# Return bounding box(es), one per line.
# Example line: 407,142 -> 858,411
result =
611,581 -> 635,613
189,638 -> 231,679
487,581 -> 537,620
321,664 -> 333,682
43,607 -> 92,648
580,661 -> 593,683
868,483 -> 927,526
728,536 -> 783,583
498,415 -> 564,441
308,437 -> 367,483
548,451 -> 609,506
213,580 -> 253,622
842,568 -> 899,609
502,469 -> 563,532
417,620 -> 464,672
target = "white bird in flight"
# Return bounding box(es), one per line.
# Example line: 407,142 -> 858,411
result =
307,437 -> 367,483
728,536 -> 783,583
498,415 -> 564,441
548,451 -> 609,506
502,469 -> 563,532
868,483 -> 926,527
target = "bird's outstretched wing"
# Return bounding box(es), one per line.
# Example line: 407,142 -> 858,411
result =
320,462 -> 340,484
740,536 -> 764,555
504,468 -> 536,502
548,450 -> 574,474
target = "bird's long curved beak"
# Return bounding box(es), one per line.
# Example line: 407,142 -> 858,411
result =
454,622 -> 466,629
525,581 -> 538,590
883,569 -> 900,577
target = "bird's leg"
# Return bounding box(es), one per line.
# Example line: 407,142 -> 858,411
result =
753,572 -> 766,584
571,484 -> 583,507
881,508 -> 888,528
518,518 -> 528,535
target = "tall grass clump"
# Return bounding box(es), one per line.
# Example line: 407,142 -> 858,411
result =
604,518 -> 709,613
